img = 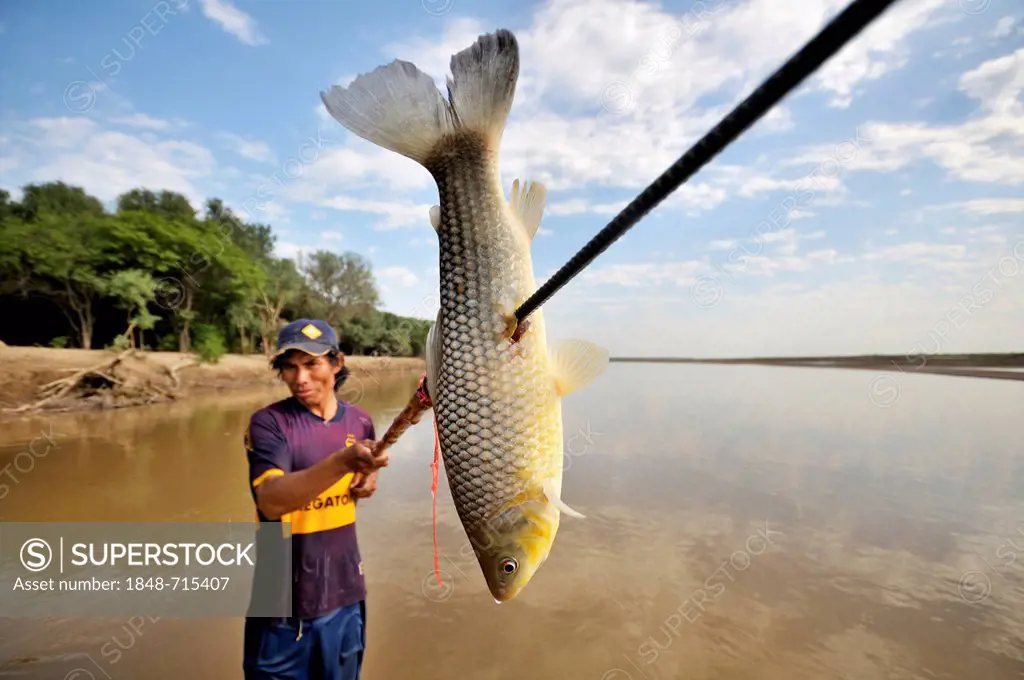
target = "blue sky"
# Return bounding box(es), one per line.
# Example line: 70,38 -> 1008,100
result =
1,0 -> 1022,357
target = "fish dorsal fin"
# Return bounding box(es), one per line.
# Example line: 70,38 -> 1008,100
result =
549,338 -> 609,397
542,478 -> 585,519
425,310 -> 442,398
428,205 -> 440,232
508,178 -> 547,241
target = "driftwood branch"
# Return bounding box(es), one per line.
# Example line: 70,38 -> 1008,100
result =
3,350 -> 200,414
6,349 -> 135,413
164,359 -> 198,390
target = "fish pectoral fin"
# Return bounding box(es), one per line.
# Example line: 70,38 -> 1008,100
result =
428,205 -> 441,232
549,339 -> 610,397
508,178 -> 547,241
542,479 -> 585,519
425,311 -> 442,399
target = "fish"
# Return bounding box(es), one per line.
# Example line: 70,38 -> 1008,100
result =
320,28 -> 609,603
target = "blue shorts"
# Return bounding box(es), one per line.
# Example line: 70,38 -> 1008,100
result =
243,601 -> 366,680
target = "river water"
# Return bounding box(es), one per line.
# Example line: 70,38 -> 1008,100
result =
0,363 -> 1022,679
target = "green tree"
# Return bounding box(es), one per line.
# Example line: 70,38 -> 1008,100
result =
104,269 -> 159,349
116,188 -> 197,222
2,213 -> 116,348
256,258 -> 305,355
14,181 -> 105,220
0,181 -> 433,360
300,250 -> 380,326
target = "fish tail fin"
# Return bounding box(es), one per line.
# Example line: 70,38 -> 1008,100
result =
319,29 -> 519,165
320,61 -> 456,165
445,29 -> 519,149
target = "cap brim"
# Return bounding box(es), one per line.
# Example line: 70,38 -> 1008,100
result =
272,342 -> 333,359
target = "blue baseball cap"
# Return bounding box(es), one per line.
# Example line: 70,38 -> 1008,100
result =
273,319 -> 340,358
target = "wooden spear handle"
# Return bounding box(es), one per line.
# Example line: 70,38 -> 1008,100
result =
374,373 -> 433,452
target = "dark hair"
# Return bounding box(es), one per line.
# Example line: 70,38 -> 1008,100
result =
270,349 -> 350,392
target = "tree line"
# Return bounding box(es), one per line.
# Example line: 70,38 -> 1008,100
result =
0,181 -> 432,361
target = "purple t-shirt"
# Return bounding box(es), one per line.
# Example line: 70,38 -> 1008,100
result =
245,396 -> 375,619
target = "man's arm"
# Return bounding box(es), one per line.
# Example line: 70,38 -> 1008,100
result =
247,412 -> 381,520
256,455 -> 357,520
350,418 -> 380,500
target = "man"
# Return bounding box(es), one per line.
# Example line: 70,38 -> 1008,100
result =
242,318 -> 389,680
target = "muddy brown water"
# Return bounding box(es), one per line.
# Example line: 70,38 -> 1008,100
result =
0,364 -> 1022,679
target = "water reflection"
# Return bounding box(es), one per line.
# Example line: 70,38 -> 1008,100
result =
0,364 -> 1022,679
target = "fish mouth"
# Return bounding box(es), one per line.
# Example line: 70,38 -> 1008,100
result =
482,561 -> 535,603
490,583 -> 524,603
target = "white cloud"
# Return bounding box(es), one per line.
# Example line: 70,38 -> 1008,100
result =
273,232 -> 349,260
810,48 -> 1024,186
377,266 -> 421,287
544,241 -> 1024,357
318,195 -> 434,230
197,0 -> 268,46
808,0 -> 947,108
862,242 -> 967,264
303,0 -> 953,221
218,132 -> 276,163
956,199 -> 1024,215
547,199 -> 627,216
109,113 -> 184,131
283,136 -> 432,203
993,16 -> 1018,39
5,117 -> 217,211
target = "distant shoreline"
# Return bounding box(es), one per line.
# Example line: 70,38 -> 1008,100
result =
609,353 -> 1024,381
0,345 -> 425,419
3,347 -> 1018,419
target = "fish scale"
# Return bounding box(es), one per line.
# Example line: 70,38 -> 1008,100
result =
433,157 -> 548,535
319,27 -> 609,602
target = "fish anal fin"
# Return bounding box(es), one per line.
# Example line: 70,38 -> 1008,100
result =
542,478 -> 585,519
549,339 -> 609,397
429,205 -> 440,232
509,177 -> 547,241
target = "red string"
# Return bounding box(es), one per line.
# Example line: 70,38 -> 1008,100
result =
431,414 -> 443,586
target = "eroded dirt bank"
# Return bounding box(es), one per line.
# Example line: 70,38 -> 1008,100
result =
0,345 -> 425,419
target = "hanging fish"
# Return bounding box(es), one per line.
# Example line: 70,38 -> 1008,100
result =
320,28 -> 609,603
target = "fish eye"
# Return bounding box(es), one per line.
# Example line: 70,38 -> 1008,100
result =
499,557 -> 518,574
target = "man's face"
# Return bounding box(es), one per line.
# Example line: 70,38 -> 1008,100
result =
278,351 -> 341,405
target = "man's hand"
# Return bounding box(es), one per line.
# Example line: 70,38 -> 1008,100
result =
350,470 -> 378,499
332,439 -> 389,475
255,440 -> 385,521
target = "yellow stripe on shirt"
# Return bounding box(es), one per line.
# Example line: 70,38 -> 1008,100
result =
281,473 -> 356,534
252,468 -> 285,488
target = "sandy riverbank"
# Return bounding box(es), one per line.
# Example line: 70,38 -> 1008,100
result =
0,345 -> 425,418
609,353 -> 1024,381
